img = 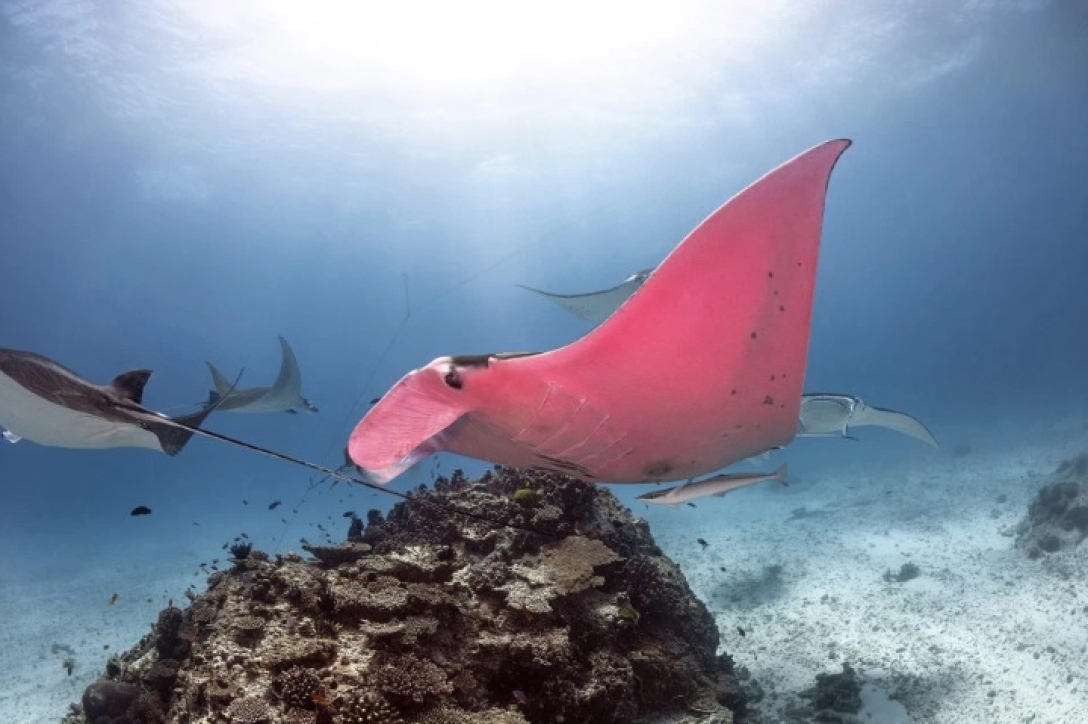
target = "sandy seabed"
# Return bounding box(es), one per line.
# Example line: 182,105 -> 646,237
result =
1,421 -> 1086,724
648,425 -> 1088,724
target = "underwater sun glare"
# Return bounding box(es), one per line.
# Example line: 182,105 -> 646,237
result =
186,0 -> 730,95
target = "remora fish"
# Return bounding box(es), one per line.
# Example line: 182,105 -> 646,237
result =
636,464 -> 788,507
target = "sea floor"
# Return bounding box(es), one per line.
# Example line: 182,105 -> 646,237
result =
1,420 -> 1086,724
646,421 -> 1088,724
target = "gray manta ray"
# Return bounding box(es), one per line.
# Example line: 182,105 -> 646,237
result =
518,268 -> 654,326
798,393 -> 938,447
207,336 -> 317,414
0,347 -> 221,455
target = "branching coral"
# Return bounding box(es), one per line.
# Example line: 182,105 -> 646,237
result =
371,653 -> 453,708
226,695 -> 272,723
337,690 -> 404,724
277,665 -> 324,710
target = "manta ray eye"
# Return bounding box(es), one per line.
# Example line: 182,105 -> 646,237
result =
443,369 -> 464,390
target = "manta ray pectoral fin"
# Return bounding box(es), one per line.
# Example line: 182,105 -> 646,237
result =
517,275 -> 648,326
271,336 -> 303,396
853,405 -> 939,447
205,362 -> 235,398
348,367 -> 467,484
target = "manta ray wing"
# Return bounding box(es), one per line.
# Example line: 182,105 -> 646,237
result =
519,269 -> 652,326
349,140 -> 851,484
852,402 -> 939,447
269,336 -> 302,399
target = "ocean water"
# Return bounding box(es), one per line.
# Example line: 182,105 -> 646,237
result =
1,2 -> 1086,722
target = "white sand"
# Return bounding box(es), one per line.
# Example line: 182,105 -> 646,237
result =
0,562 -> 195,724
646,427 -> 1088,724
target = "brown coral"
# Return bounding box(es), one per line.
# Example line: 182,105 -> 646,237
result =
70,467 -> 744,724
372,653 -> 453,709
277,665 -> 324,710
337,690 -> 405,724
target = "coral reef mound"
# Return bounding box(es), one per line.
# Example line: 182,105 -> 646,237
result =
62,467 -> 744,724
1016,454 -> 1088,559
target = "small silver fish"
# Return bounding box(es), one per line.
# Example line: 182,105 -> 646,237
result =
636,464 -> 787,508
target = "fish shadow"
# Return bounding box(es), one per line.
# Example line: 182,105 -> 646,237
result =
708,563 -> 790,610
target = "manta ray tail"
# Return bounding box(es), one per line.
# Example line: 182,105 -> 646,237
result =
156,391 -> 226,456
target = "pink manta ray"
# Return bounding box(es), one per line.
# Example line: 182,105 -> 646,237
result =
349,140 -> 851,485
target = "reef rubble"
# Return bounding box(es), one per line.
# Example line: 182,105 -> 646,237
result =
1015,453 -> 1088,559
62,467 -> 745,724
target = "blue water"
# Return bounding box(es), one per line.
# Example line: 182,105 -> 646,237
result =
1,2 -> 1086,721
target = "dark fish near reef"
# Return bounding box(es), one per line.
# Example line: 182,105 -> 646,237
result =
348,141 -> 851,484
268,500 -> 282,510
697,538 -> 709,549
107,593 -> 118,606
130,506 -> 152,516
0,348 -> 223,455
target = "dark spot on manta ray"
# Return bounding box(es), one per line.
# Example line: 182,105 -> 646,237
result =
779,305 -> 785,312
130,506 -> 152,516
770,375 -> 776,381
444,370 -> 463,389
642,460 -> 675,477
750,331 -> 757,339
731,389 -> 737,396
767,271 -> 774,279
763,396 -> 774,406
